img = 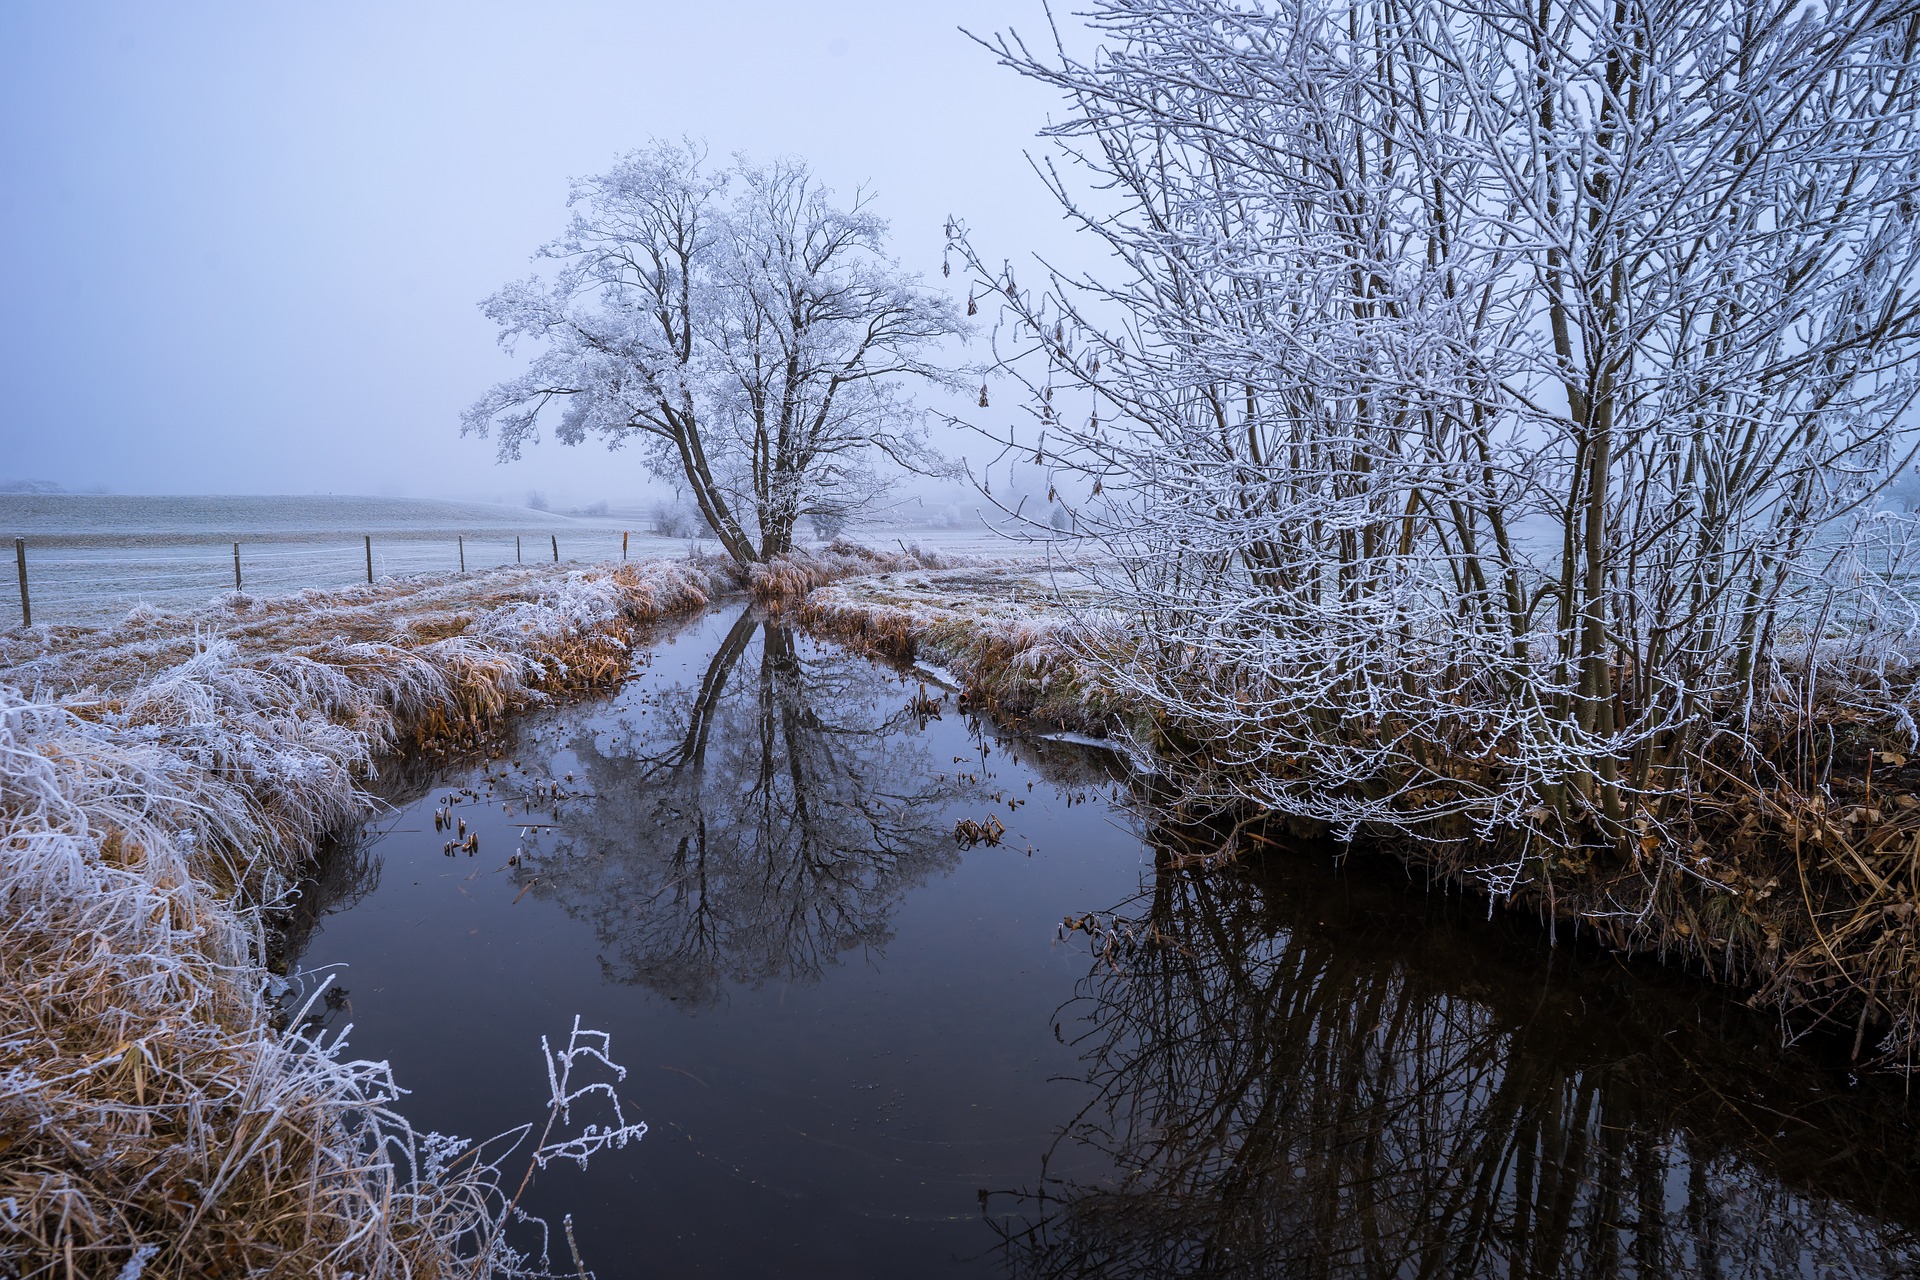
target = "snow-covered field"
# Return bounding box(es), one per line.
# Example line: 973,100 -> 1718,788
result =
0,495 -> 1037,627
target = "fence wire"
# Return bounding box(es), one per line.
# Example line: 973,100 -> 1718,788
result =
6,530 -> 709,627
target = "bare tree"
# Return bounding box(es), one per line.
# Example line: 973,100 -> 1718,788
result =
950,0 -> 1920,877
466,141 -> 967,563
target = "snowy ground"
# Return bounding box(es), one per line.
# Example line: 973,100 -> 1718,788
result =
807,560 -> 1109,623
0,492 -> 1050,627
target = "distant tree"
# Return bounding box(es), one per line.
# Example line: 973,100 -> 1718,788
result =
465,141 -> 967,564
524,489 -> 550,512
807,508 -> 849,542
649,498 -> 699,539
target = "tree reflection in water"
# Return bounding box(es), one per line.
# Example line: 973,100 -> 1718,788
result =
994,827 -> 1920,1279
518,609 -> 965,1004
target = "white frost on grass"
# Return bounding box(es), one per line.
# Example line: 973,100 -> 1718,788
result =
0,559 -> 713,1277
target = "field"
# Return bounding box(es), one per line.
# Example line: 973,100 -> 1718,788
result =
0,495 -> 1034,626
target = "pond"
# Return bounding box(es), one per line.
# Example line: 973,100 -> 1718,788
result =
291,603 -> 1920,1278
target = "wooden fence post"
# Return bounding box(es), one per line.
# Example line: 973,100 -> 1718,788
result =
365,535 -> 373,584
458,535 -> 465,574
233,543 -> 242,591
14,539 -> 28,627
622,530 -> 629,561
516,535 -> 522,564
551,534 -> 559,563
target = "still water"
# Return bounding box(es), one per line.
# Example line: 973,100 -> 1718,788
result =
294,604 -> 1920,1278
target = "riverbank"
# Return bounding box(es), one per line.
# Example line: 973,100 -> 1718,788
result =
796,562 -> 1125,736
0,545 -> 944,1278
798,565 -> 1920,1070
291,596 -> 1920,1275
15,539 -> 1913,1274
11,546 -> 1916,1274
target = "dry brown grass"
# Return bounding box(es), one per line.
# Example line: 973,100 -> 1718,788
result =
744,541 -> 954,605
1,558 -> 725,1279
796,566 -> 1122,738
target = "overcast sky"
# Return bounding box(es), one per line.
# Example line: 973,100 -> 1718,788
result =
0,2 -> 1085,506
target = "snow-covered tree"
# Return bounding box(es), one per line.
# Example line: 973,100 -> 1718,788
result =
466,141 -> 966,563
952,0 -> 1920,867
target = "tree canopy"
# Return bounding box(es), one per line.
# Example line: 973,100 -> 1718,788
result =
954,0 -> 1920,849
466,141 -> 965,563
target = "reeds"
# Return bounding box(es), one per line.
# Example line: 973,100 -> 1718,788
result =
0,558 -> 723,1278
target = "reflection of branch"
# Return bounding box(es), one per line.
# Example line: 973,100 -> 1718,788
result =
995,826 -> 1920,1279
523,609 -> 964,1003
678,609 -> 757,771
626,609 -> 758,781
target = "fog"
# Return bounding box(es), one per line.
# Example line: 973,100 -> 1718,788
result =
0,2 -> 1083,510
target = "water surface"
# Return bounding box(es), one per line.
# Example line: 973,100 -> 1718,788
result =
295,604 -> 1920,1278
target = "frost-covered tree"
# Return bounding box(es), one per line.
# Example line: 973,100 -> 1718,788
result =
952,0 -> 1920,867
466,142 -> 966,563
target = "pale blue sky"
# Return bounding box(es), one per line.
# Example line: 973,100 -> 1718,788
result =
0,2 -> 1077,505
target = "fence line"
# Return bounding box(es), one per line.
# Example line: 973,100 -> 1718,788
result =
5,529 -> 707,627
5,523 -> 1014,628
